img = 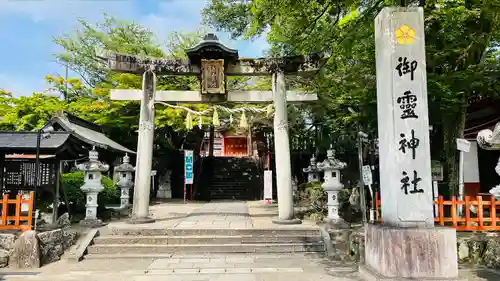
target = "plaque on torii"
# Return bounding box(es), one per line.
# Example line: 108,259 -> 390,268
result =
96,33 -> 327,225
97,33 -> 323,104
185,34 -> 238,96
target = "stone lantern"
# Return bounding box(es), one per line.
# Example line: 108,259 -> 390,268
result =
317,147 -> 348,227
157,170 -> 172,199
77,147 -> 109,226
489,157 -> 500,199
115,153 -> 135,208
303,155 -> 320,182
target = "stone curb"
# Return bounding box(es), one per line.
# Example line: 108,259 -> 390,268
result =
318,225 -> 335,258
65,229 -> 99,263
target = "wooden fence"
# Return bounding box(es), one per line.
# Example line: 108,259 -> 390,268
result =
375,192 -> 500,231
0,191 -> 34,231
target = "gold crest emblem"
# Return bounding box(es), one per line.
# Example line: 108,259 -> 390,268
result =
395,25 -> 416,45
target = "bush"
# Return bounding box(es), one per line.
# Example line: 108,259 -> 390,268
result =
295,180 -> 362,223
61,172 -> 119,220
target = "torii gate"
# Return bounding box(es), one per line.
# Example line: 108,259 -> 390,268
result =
97,34 -> 325,224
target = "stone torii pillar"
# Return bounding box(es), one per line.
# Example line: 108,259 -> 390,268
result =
130,70 -> 156,223
97,34 -> 327,224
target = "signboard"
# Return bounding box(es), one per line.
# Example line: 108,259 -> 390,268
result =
264,170 -> 273,200
362,165 -> 373,185
184,150 -> 194,184
151,170 -> 157,176
431,160 -> 443,181
456,138 -> 471,152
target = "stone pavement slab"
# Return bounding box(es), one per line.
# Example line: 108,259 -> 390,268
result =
175,201 -> 253,229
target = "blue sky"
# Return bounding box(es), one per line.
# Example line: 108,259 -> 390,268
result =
0,0 -> 268,97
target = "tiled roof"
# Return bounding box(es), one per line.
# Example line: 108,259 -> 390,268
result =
45,112 -> 135,154
0,132 -> 70,150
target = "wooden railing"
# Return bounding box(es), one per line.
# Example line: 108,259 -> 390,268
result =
375,192 -> 500,231
0,191 -> 34,231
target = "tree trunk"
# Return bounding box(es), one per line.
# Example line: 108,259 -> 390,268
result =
442,104 -> 467,197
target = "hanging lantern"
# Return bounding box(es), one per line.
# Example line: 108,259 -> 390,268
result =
239,111 -> 248,129
212,108 -> 220,127
185,112 -> 193,130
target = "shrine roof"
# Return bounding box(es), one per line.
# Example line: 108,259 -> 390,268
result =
43,111 -> 135,154
464,98 -> 500,139
0,131 -> 70,152
185,33 -> 239,65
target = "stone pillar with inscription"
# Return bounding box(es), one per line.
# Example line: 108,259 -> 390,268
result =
78,147 -> 109,227
359,7 -> 462,281
129,71 -> 156,224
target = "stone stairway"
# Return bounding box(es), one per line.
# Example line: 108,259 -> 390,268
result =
84,228 -> 326,259
208,157 -> 262,200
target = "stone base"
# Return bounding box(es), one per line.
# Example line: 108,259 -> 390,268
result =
79,219 -> 105,228
359,265 -> 467,281
324,218 -> 350,229
363,224 -> 461,280
127,217 -> 155,224
272,218 -> 302,225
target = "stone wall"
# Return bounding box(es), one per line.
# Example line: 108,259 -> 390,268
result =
331,227 -> 500,270
329,227 -> 364,262
0,228 -> 77,268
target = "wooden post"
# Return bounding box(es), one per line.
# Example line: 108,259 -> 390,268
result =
491,196 -> 497,227
478,196 -> 484,229
465,196 -> 470,227
14,194 -> 21,227
27,191 -> 34,230
209,125 -> 215,157
0,153 -> 4,193
52,160 -> 61,223
451,196 -> 457,227
438,196 -> 444,226
1,194 -> 7,226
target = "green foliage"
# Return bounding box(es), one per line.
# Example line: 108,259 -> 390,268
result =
54,13 -> 165,87
61,172 -> 118,218
203,0 -> 500,192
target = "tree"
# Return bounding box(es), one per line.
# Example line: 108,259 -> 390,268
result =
203,0 -> 500,193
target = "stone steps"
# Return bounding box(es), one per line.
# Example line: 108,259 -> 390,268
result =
85,227 -> 326,259
93,235 -> 323,245
109,228 -> 321,236
87,243 -> 326,255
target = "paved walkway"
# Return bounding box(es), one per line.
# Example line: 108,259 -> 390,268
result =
176,201 -> 254,229
2,253 -> 359,281
2,254 -> 500,281
107,200 -> 317,230
1,201 -> 499,280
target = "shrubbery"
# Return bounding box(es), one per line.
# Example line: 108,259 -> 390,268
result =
294,180 -> 362,223
60,172 -> 119,220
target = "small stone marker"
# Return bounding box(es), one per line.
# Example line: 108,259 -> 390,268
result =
9,231 -> 40,269
375,6 -> 433,227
